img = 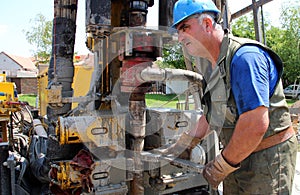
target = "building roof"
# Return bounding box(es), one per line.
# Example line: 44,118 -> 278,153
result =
74,53 -> 94,67
0,51 -> 37,71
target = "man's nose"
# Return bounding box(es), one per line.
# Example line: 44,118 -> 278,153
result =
178,31 -> 185,43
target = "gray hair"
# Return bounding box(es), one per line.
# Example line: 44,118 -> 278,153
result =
197,13 -> 221,29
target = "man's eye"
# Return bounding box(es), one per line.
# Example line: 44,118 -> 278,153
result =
179,24 -> 190,32
182,24 -> 190,32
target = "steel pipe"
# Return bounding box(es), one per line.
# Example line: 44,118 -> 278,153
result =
139,67 -> 203,83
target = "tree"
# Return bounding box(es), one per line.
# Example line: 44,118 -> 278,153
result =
157,42 -> 187,69
23,13 -> 52,64
277,1 -> 300,85
231,15 -> 256,40
231,1 -> 300,86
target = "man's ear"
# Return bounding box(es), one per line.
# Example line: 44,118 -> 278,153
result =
202,17 -> 214,32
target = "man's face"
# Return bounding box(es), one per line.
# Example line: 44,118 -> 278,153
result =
176,16 -> 208,57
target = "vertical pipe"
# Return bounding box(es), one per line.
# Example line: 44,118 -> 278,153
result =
9,114 -> 13,146
159,0 -> 177,28
0,142 -> 10,195
252,0 -> 263,42
261,6 -> 266,45
129,95 -> 146,195
46,0 -> 81,164
7,154 -> 15,195
106,37 -> 110,93
101,39 -> 106,94
222,0 -> 230,29
47,0 -> 78,122
126,1 -> 154,194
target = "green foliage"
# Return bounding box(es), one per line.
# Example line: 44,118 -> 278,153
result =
278,1 -> 300,84
157,43 -> 186,69
231,1 -> 300,86
231,15 -> 256,40
23,13 -> 52,64
265,26 -> 285,50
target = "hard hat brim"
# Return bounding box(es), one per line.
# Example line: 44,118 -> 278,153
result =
171,10 -> 220,30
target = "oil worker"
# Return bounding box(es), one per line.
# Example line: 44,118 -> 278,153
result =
164,0 -> 298,194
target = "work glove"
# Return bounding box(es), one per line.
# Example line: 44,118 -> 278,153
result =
161,132 -> 201,159
203,153 -> 240,190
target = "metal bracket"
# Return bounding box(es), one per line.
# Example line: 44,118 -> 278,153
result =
141,151 -> 204,173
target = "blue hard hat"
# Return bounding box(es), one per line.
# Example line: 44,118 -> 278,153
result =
171,0 -> 220,29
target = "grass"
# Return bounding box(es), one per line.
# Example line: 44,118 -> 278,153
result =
18,94 -> 299,109
18,94 -> 37,107
17,93 -> 183,109
286,99 -> 298,107
145,93 -> 185,108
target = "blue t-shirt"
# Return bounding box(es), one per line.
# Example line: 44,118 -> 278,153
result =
230,45 -> 279,116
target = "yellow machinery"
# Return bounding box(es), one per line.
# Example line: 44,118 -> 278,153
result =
0,0 -> 280,194
0,73 -> 16,102
0,73 -> 20,142
0,1 -> 235,195
0,73 -> 6,82
38,65 -> 94,116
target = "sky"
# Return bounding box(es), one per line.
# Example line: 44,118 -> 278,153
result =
0,0 -> 284,57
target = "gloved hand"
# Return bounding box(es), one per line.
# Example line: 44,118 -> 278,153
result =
161,132 -> 201,159
203,153 -> 240,190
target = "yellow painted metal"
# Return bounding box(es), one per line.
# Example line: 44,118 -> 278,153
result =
55,161 -> 82,190
56,116 -> 81,144
0,75 -> 21,141
0,74 -> 6,82
37,65 -> 94,116
0,73 -> 16,102
56,114 -> 126,150
37,70 -> 48,116
51,158 -> 128,192
71,65 -> 94,108
0,82 -> 15,101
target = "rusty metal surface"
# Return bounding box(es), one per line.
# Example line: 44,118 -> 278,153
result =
57,113 -> 126,150
159,0 -> 177,27
86,0 -> 111,26
50,155 -> 129,193
47,0 -> 78,124
6,0 -> 224,194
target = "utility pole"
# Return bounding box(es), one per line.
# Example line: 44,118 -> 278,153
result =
252,0 -> 263,42
231,0 -> 273,43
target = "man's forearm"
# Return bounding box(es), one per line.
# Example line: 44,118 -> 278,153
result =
221,106 -> 269,166
189,115 -> 210,139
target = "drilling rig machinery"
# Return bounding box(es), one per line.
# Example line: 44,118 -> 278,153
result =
0,0 -> 231,194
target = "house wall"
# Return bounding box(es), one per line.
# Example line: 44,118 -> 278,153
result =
13,79 -> 21,94
0,54 -> 21,77
20,78 -> 37,95
11,78 -> 38,95
0,53 -> 38,95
